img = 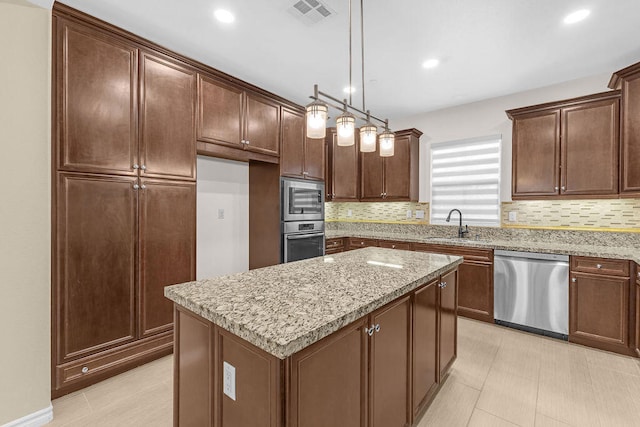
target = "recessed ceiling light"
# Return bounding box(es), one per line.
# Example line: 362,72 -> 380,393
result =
343,86 -> 356,94
563,9 -> 590,24
422,58 -> 440,69
214,9 -> 235,24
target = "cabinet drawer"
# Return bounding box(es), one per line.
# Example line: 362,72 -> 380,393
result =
411,243 -> 493,263
348,238 -> 379,249
378,240 -> 411,250
325,238 -> 344,250
571,256 -> 630,277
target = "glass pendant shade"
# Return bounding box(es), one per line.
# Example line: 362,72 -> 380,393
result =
305,101 -> 328,139
359,124 -> 377,152
379,130 -> 395,157
336,112 -> 356,146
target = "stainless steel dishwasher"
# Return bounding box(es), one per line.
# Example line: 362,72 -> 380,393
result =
494,250 -> 569,339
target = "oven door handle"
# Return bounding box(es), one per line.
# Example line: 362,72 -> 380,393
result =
285,232 -> 325,240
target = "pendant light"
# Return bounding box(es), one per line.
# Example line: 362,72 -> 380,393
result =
306,86 -> 328,139
379,120 -> 395,157
359,111 -> 377,152
336,100 -> 355,146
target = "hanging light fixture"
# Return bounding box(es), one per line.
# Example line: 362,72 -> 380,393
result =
306,86 -> 328,139
305,0 -> 394,157
359,111 -> 377,152
379,120 -> 395,157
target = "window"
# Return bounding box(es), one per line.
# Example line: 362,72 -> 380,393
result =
430,135 -> 501,227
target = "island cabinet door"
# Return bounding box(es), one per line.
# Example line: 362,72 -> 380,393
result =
439,269 -> 458,378
369,295 -> 412,427
289,317 -> 369,427
412,278 -> 439,418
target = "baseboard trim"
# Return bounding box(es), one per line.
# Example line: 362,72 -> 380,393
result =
2,404 -> 53,427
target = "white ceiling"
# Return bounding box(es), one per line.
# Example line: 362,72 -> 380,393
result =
58,0 -> 640,122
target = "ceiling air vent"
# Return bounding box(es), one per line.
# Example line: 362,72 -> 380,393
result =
288,0 -> 335,25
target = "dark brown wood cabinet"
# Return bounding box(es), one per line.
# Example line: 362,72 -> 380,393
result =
507,91 -> 620,199
197,74 -> 281,159
280,108 -> 324,181
635,266 -> 640,357
378,240 -> 412,251
326,129 -> 360,201
360,129 -> 421,201
53,5 -> 197,397
412,243 -> 494,323
412,279 -> 439,418
348,237 -> 380,250
569,256 -> 632,355
610,61 -> 640,196
325,237 -> 345,254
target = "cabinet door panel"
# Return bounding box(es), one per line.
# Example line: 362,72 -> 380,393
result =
621,75 -> 640,194
244,92 -> 280,156
458,261 -> 494,323
139,179 -> 196,337
290,318 -> 368,427
370,296 -> 411,427
197,74 -> 243,147
330,132 -> 359,200
412,279 -> 439,417
56,173 -> 137,361
440,269 -> 458,377
280,108 -> 305,178
140,53 -> 196,180
562,98 -> 619,195
570,273 -> 629,350
57,19 -> 137,175
383,135 -> 411,200
304,136 -> 325,181
512,110 -> 560,197
360,150 -> 384,200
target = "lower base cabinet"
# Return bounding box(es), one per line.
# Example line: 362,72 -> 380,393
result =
174,268 -> 458,427
635,267 -> 640,357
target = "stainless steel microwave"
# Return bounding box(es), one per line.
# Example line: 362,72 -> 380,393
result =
281,178 -> 324,222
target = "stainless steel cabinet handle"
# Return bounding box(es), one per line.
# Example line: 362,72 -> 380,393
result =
133,164 -> 139,169
374,323 -> 380,333
81,366 -> 88,373
596,264 -> 602,269
141,165 -> 146,170
367,326 -> 375,336
572,277 -> 577,282
133,184 -> 139,190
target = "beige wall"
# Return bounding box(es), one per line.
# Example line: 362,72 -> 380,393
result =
391,73 -> 613,202
0,1 -> 51,424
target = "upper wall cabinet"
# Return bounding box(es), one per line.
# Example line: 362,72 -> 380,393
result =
326,128 -> 359,201
609,61 -> 640,197
360,128 -> 421,201
197,74 -> 280,158
507,91 -> 620,200
56,18 -> 138,176
280,108 -> 324,181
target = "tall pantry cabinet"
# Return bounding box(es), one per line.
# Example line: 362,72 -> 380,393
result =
52,8 -> 196,397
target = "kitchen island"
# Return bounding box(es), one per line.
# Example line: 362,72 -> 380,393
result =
165,247 -> 462,427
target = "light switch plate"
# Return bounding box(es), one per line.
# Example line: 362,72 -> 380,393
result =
415,210 -> 425,219
508,211 -> 517,222
223,361 -> 236,401
218,208 -> 225,220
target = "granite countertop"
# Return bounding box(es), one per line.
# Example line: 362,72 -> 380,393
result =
326,230 -> 640,264
165,248 -> 462,359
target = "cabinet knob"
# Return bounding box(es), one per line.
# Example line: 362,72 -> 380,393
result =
366,326 -> 375,336
303,171 -> 309,176
360,242 -> 364,245
374,323 -> 380,333
572,277 -> 577,282
141,165 -> 146,171
81,366 -> 89,374
391,245 -> 396,249
140,184 -> 146,190
133,164 -> 139,169
554,186 -> 559,191
596,264 -> 602,269
561,186 -> 566,191
133,184 -> 139,190
245,140 -> 250,145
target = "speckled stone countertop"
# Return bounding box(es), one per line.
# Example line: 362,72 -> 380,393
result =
326,230 -> 640,264
165,248 -> 462,359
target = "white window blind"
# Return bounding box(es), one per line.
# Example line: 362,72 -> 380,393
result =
430,135 -> 501,227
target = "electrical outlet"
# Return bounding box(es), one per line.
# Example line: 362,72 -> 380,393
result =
406,210 -> 412,219
508,211 -> 517,222
218,208 -> 225,220
223,361 -> 236,401
415,210 -> 425,219
347,209 -> 353,217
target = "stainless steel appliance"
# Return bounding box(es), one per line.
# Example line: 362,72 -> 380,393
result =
494,250 -> 569,339
281,177 -> 324,222
281,178 -> 325,263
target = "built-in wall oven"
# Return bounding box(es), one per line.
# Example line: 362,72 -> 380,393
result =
281,178 -> 325,263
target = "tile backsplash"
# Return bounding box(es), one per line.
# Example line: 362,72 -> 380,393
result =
326,199 -> 640,231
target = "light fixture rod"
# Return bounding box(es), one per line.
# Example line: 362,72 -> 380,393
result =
360,0 -> 365,111
348,0 -> 353,106
310,90 -> 388,127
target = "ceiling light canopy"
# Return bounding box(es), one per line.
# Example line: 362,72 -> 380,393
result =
422,58 -> 440,69
214,9 -> 235,23
563,9 -> 590,24
343,86 -> 356,94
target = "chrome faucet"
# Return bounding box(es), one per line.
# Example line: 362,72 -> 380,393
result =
445,209 -> 469,238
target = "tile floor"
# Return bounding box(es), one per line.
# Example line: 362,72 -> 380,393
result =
46,318 -> 640,426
